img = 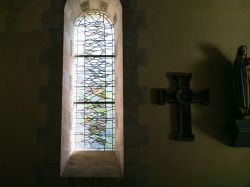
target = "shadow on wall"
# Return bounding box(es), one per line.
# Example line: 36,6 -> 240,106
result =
192,43 -> 234,146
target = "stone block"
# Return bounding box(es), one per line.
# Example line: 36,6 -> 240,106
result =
123,30 -> 138,47
80,1 -> 89,12
124,108 -> 139,128
42,11 -> 64,30
68,0 -> 82,18
138,86 -> 149,105
124,11 -> 146,30
37,126 -> 47,144
123,92 -> 140,107
124,126 -> 148,146
49,30 -> 63,47
124,106 -> 138,125
51,0 -> 66,12
123,83 -> 150,106
113,13 -> 118,25
101,1 -> 108,12
70,13 -> 77,25
45,146 -> 61,164
37,126 -> 61,146
123,164 -> 148,187
123,82 -> 143,107
64,2 -> 73,20
124,147 -> 141,164
39,47 -> 63,67
123,66 -> 138,83
124,48 -> 147,66
49,67 -> 62,86
39,86 -> 62,105
47,106 -> 62,127
120,0 -> 137,11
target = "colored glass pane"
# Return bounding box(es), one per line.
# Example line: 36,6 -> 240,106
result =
73,12 -> 115,150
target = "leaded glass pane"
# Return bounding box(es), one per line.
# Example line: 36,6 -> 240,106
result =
73,12 -> 115,151
74,12 -> 114,56
74,104 -> 115,150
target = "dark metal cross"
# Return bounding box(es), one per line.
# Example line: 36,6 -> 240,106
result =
158,73 -> 209,141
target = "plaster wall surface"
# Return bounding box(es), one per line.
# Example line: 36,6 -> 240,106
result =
138,0 -> 250,187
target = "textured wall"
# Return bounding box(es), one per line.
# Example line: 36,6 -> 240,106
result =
0,0 -> 250,187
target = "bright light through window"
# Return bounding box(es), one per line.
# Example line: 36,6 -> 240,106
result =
72,12 -> 115,151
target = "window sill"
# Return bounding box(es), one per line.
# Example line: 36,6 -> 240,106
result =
61,151 -> 122,177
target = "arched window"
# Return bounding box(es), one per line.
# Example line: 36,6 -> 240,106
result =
61,0 -> 123,177
73,12 -> 115,151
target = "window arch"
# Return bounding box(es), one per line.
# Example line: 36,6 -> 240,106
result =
61,0 -> 123,177
73,12 -> 115,151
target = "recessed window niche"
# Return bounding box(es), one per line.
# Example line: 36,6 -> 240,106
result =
61,0 -> 123,177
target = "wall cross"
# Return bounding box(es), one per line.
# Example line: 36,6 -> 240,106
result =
158,73 -> 209,141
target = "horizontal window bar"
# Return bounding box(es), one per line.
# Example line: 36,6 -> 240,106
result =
73,86 -> 115,88
74,102 -> 115,104
75,55 -> 115,58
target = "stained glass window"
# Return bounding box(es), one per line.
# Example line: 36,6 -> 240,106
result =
73,12 -> 115,151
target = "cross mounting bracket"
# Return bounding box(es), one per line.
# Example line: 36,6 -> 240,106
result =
157,73 -> 209,141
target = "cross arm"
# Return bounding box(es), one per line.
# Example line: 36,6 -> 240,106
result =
157,89 -> 178,105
